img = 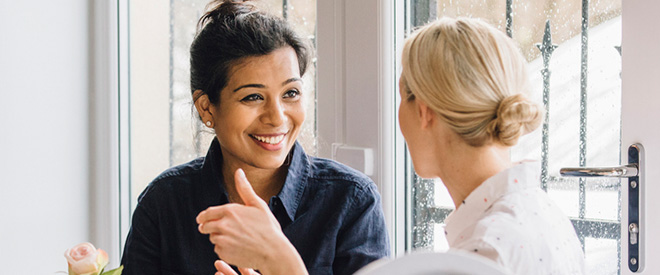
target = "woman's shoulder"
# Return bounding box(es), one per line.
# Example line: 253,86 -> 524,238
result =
151,157 -> 205,183
137,157 -> 206,202
301,156 -> 384,207
307,155 -> 374,188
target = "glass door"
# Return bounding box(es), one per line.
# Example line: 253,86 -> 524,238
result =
401,1 -> 622,274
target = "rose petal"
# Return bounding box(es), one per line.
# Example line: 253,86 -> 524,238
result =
64,243 -> 101,275
96,249 -> 109,270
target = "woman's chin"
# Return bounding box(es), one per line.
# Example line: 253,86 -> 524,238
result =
411,164 -> 434,179
249,156 -> 289,169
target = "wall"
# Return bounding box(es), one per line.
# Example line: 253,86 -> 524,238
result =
0,0 -> 91,273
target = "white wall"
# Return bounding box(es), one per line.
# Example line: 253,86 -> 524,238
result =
0,0 -> 91,273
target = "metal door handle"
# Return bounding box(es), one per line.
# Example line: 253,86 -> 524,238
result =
559,164 -> 638,178
559,143 -> 644,272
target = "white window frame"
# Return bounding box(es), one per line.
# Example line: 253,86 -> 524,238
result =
89,0 -> 132,266
88,0 -> 126,267
117,0 -> 132,259
621,0 -> 660,273
316,0 -> 403,256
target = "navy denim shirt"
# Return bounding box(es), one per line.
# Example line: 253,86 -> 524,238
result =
121,139 -> 390,275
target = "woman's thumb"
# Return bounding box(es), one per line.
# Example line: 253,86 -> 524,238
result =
234,168 -> 268,208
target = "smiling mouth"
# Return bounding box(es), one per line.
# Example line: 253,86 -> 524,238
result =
249,134 -> 286,145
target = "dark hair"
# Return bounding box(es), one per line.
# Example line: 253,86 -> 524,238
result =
190,0 -> 311,104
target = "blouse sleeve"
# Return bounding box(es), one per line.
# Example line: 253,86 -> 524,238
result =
333,181 -> 390,275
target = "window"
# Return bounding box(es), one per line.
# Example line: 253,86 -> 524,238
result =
126,0 -> 317,227
121,1 -> 622,273
402,1 -> 622,274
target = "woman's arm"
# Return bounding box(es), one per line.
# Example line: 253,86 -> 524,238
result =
197,169 -> 307,275
333,182 -> 390,274
121,203 -> 161,275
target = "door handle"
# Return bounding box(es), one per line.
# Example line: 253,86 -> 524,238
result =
560,143 -> 644,273
560,164 -> 638,178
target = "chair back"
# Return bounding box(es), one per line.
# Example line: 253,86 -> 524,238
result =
354,250 -> 509,275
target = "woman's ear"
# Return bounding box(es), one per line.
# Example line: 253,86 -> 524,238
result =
193,90 -> 215,128
417,100 -> 435,129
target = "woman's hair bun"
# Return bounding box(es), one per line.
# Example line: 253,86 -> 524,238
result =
197,0 -> 255,31
487,94 -> 543,146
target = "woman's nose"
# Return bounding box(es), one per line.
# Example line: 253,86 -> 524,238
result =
261,100 -> 287,126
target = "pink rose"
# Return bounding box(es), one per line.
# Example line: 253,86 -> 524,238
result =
64,242 -> 109,275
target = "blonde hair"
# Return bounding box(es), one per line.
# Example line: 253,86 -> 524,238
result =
401,17 -> 542,147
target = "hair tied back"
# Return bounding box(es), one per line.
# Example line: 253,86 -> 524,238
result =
197,0 -> 255,32
489,94 -> 543,146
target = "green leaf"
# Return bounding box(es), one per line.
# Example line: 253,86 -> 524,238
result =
100,266 -> 124,275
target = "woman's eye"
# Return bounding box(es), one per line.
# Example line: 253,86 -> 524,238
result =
283,89 -> 301,98
241,94 -> 263,102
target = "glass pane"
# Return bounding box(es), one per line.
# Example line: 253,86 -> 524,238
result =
405,0 -> 621,274
586,237 -> 619,274
128,0 -> 317,211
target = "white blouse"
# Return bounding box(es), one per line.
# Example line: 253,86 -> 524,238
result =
443,161 -> 586,275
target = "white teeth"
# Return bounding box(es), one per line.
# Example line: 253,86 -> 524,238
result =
252,134 -> 285,145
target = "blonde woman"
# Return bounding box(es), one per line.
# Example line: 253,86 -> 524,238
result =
398,17 -> 585,274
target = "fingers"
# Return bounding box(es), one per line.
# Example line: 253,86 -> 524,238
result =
234,168 -> 268,209
197,168 -> 267,228
238,267 -> 260,275
214,260 -> 259,275
215,260 -> 238,275
196,205 -> 227,225
196,203 -> 244,226
197,206 -> 234,233
200,217 -> 241,236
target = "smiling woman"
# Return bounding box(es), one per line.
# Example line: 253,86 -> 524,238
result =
120,1 -> 389,274
194,47 -> 306,174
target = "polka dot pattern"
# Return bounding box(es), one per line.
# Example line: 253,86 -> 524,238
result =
443,161 -> 586,275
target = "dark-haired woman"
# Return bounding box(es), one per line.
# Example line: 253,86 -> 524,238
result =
120,1 -> 390,274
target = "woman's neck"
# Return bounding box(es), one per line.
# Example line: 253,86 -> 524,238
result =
221,159 -> 288,204
440,143 -> 512,209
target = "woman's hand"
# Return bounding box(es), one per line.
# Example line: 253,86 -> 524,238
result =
197,169 -> 308,275
214,259 -> 259,275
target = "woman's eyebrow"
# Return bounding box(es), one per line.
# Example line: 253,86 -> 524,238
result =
282,77 -> 302,86
233,78 -> 301,93
233,84 -> 265,93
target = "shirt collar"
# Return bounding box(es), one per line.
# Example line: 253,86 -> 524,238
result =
444,160 -> 541,244
200,138 -> 309,222
276,141 -> 310,222
200,138 -> 230,206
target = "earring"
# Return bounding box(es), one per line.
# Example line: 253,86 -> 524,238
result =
205,121 -> 212,127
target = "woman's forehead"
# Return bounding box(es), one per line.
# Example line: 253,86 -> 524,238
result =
225,47 -> 301,87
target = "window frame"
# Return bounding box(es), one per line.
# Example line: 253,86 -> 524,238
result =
316,0 -> 401,255
89,0 -> 128,267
